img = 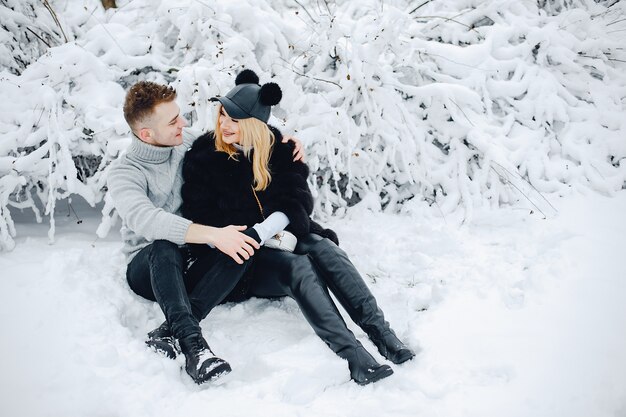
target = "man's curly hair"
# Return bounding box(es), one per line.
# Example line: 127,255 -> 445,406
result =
123,81 -> 177,130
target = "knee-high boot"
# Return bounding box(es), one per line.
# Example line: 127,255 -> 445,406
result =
252,251 -> 394,385
297,235 -> 415,364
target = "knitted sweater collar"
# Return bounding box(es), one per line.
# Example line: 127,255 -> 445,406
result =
128,136 -> 173,163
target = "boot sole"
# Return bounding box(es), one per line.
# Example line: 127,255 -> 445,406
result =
146,340 -> 179,360
196,362 -> 232,385
355,365 -> 394,386
390,350 -> 416,365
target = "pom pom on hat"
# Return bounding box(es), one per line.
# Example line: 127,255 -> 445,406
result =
212,69 -> 281,122
259,82 -> 282,106
235,69 -> 260,85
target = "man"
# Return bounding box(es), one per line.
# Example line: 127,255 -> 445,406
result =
107,81 -> 303,384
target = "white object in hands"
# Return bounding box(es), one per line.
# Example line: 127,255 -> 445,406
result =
263,230 -> 298,252
252,211 -> 290,244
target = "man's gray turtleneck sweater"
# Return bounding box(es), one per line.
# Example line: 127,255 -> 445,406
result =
107,132 -> 195,263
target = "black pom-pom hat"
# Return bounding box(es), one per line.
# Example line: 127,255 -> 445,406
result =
210,69 -> 282,123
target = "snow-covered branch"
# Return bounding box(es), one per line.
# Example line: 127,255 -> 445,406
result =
1,0 -> 625,249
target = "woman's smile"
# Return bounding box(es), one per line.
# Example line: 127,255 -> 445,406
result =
219,107 -> 241,144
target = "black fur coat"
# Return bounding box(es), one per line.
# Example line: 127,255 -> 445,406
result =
181,126 -> 337,252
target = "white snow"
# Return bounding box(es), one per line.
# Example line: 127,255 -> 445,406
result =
1,191 -> 625,417
1,0 -> 626,415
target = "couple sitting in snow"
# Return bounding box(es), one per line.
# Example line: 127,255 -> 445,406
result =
107,69 -> 414,386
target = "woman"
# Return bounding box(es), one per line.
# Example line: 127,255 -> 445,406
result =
181,70 -> 413,385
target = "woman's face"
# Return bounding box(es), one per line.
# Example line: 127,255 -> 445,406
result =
219,106 -> 241,144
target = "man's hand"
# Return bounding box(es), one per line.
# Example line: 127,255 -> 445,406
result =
282,135 -> 305,162
185,224 -> 260,264
212,225 -> 260,264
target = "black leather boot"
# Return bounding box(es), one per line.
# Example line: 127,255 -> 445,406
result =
251,251 -> 394,385
338,345 -> 394,385
288,257 -> 394,384
369,329 -> 415,365
297,234 -> 415,364
146,321 -> 180,359
179,333 -> 231,384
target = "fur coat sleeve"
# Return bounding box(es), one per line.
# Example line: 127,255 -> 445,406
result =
261,126 -> 314,237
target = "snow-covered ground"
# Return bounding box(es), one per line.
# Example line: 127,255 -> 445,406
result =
1,1 -> 624,415
1,190 -> 625,417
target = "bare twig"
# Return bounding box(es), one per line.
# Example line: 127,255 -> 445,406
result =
591,0 -> 621,18
323,0 -> 332,16
490,166 -> 548,218
448,98 -> 475,127
578,53 -> 626,63
35,106 -> 46,128
432,196 -> 447,224
192,0 -> 218,14
26,28 -> 51,48
606,17 -> 626,26
277,57 -> 342,88
417,50 -> 499,72
492,161 -> 557,212
67,200 -> 83,224
414,14 -> 479,34
42,0 -> 68,43
85,12 -> 126,54
409,0 -> 433,15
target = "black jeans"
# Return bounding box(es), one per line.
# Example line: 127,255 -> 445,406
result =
127,240 -> 253,340
185,248 -> 316,301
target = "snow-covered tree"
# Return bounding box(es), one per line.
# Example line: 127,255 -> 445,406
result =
1,0 -> 625,250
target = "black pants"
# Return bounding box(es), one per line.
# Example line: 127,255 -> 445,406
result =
127,236 -> 382,355
186,246 -> 361,354
126,240 -> 252,340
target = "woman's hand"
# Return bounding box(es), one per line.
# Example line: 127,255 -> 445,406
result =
282,135 -> 305,162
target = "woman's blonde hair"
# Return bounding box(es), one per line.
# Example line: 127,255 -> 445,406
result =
214,105 -> 275,191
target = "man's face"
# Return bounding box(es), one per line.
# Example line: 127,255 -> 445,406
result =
139,100 -> 187,147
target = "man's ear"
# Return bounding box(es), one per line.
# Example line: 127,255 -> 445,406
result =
138,127 -> 153,143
